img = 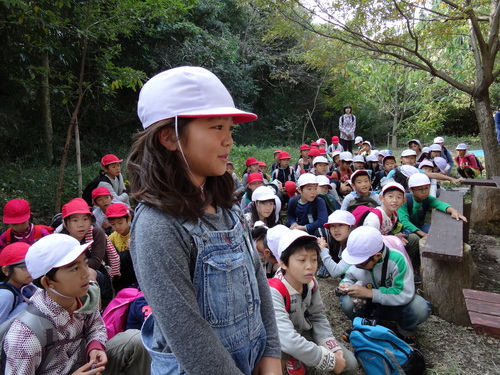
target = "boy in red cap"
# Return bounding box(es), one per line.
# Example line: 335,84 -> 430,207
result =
0,199 -> 52,251
271,151 -> 297,185
328,136 -> 344,154
99,154 -> 130,208
241,156 -> 260,189
91,187 -> 117,234
295,144 -> 311,176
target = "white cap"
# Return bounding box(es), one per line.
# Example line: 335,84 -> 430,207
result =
277,229 -> 317,260
434,136 -> 445,144
372,150 -> 379,157
137,66 -> 257,129
252,186 -> 282,222
408,139 -> 422,147
331,150 -> 341,158
380,182 -> 405,195
456,143 -> 467,150
316,175 -> 332,187
433,157 -> 450,173
418,160 -> 434,169
267,225 -> 290,260
408,173 -> 431,188
400,165 -> 419,177
422,147 -> 431,153
429,144 -> 442,152
355,136 -> 363,143
366,154 -> 378,162
352,155 -> 365,163
401,149 -> 417,157
312,156 -> 329,166
339,151 -> 353,161
379,150 -> 391,157
324,210 -> 355,228
350,169 -> 370,182
362,140 -> 371,147
297,173 -> 318,187
342,227 -> 384,265
26,234 -> 93,279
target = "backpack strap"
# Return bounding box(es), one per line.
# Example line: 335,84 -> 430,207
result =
405,193 -> 413,214
4,228 -> 12,245
0,283 -> 17,313
268,278 -> 290,312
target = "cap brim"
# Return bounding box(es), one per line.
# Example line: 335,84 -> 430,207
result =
3,213 -> 31,224
178,107 -> 257,124
53,241 -> 93,269
341,251 -> 370,265
324,221 -> 350,228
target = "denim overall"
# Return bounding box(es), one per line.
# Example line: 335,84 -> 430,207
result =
141,207 -> 267,374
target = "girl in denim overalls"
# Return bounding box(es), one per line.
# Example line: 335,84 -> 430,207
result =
128,67 -> 282,375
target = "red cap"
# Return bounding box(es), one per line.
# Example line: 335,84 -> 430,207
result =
331,136 -> 339,143
0,242 -> 30,266
100,154 -> 123,167
284,181 -> 297,197
248,173 -> 264,184
3,199 -> 31,224
308,149 -> 321,158
278,151 -> 291,160
299,144 -> 310,151
318,139 -> 326,144
310,142 -> 319,146
258,161 -> 267,167
62,198 -> 91,219
319,148 -> 327,155
245,157 -> 258,167
106,203 -> 130,218
273,149 -> 283,155
92,187 -> 112,201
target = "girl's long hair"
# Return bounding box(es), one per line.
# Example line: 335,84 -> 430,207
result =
127,118 -> 237,222
250,201 -> 277,228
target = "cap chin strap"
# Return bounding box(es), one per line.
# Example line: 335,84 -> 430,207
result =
175,116 -> 205,193
49,287 -> 73,299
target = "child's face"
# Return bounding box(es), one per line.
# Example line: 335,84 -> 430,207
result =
315,162 -> 328,175
409,143 -> 421,153
248,163 -> 259,173
328,224 -> 350,243
255,239 -> 277,265
318,185 -> 330,194
300,150 -> 309,158
401,156 -> 416,166
249,180 -> 265,191
281,248 -> 318,291
362,144 -> 370,151
353,175 -> 371,196
333,155 -> 340,164
5,263 -> 33,288
421,166 -> 433,173
430,151 -> 441,159
339,181 -> 353,195
370,162 -> 378,170
457,150 -> 466,157
299,184 -> 318,202
380,190 -> 405,213
353,162 -> 364,171
108,216 -> 130,236
256,200 -> 275,220
279,158 -> 291,168
259,165 -> 267,174
274,152 -> 280,161
95,195 -> 112,212
383,159 -> 396,172
177,116 -> 233,186
65,214 -> 92,241
48,253 -> 91,298
9,220 -> 30,233
104,163 -> 121,177
226,164 -> 234,174
378,154 -> 384,163
411,185 -> 431,202
355,252 -> 382,270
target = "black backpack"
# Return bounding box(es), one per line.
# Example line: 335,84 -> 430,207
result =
82,171 -> 111,206
346,196 -> 380,212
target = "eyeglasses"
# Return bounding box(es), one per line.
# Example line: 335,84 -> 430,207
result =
13,264 -> 27,271
356,256 -> 374,268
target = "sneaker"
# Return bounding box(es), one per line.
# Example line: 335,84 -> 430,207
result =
402,335 -> 417,348
316,264 -> 330,278
286,357 -> 306,375
414,274 -> 422,284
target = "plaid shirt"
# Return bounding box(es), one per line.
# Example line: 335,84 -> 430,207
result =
4,285 -> 107,375
339,114 -> 356,140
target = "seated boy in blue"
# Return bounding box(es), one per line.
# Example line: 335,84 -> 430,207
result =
287,173 -> 328,236
397,173 -> 467,238
340,170 -> 381,211
269,229 -> 358,375
338,226 -> 430,346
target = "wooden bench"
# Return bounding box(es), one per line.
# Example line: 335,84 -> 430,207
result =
421,190 -> 477,326
463,289 -> 500,339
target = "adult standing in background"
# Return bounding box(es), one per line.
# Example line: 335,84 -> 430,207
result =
495,108 -> 500,146
339,105 -> 356,153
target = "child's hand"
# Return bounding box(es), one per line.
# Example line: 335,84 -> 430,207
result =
347,284 -> 373,298
449,209 -> 468,222
332,350 -> 346,374
252,356 -> 282,375
318,237 -> 328,249
88,349 -> 107,368
71,361 -> 104,375
290,223 -> 299,230
394,233 -> 408,245
338,283 -> 350,295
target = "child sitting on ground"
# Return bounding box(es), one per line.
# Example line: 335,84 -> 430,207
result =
251,225 -> 280,278
328,136 -> 344,154
338,226 -> 431,346
241,157 -> 260,188
0,199 -> 52,251
454,143 -> 480,179
372,154 -> 396,191
318,210 -> 354,278
272,151 -> 297,185
259,161 -> 272,182
99,154 -> 130,208
269,229 -> 358,375
240,172 -> 266,212
91,187 -> 118,234
3,233 -> 150,374
245,185 -> 281,228
329,152 -> 353,182
295,144 -> 312,176
287,173 -> 328,236
317,175 -> 340,211
226,161 -> 245,197
0,242 -> 36,324
340,170 -> 381,211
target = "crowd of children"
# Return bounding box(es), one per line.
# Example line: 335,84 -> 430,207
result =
0,65 -> 476,375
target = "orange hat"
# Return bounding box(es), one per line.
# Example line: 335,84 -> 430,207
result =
92,187 -> 112,201
3,199 -> 31,224
62,198 -> 91,219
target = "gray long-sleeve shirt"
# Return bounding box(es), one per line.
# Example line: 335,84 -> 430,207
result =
130,204 -> 280,374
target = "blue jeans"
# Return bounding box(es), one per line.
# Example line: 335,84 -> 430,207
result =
141,208 -> 267,374
340,294 -> 430,334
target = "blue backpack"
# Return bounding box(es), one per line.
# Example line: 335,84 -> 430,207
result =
348,317 -> 425,375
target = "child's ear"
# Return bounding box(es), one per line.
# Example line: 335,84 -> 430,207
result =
41,275 -> 53,289
1,266 -> 8,276
158,128 -> 178,151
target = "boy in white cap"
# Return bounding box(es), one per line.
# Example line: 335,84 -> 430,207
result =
340,170 -> 382,211
338,226 -> 430,346
3,233 -> 150,374
433,136 -> 454,170
454,143 -> 480,178
269,229 -> 358,375
287,173 -> 328,236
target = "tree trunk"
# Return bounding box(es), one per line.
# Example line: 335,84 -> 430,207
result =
40,51 -> 53,165
473,95 -> 500,178
75,121 -> 83,196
